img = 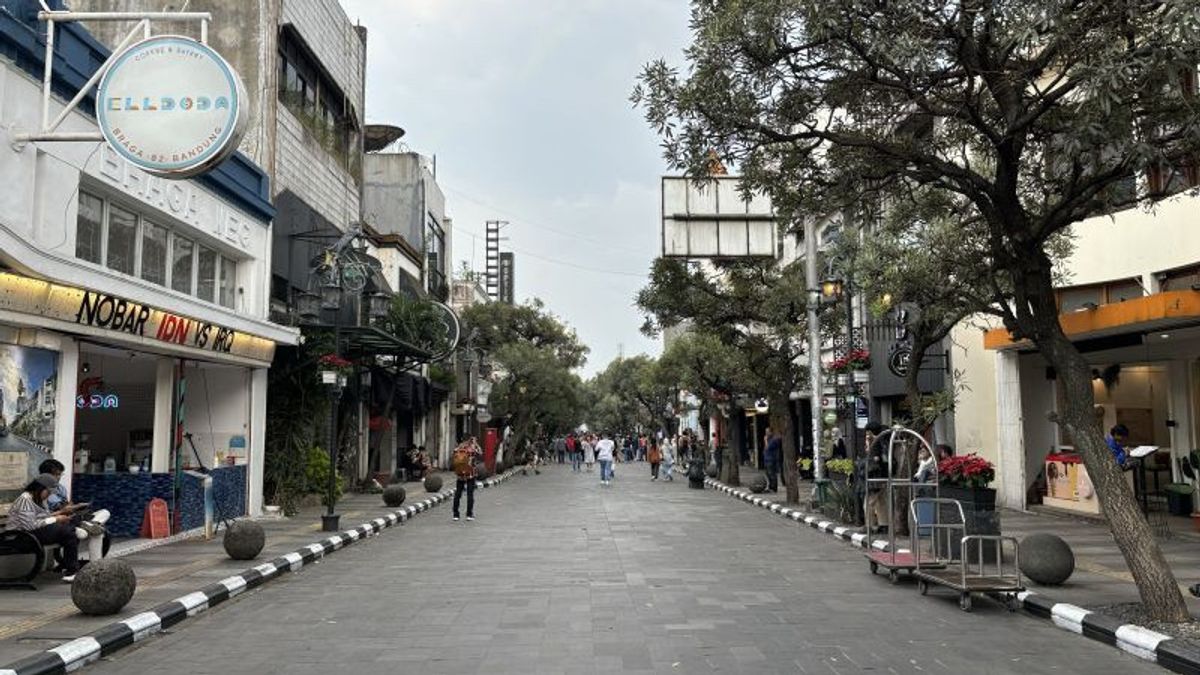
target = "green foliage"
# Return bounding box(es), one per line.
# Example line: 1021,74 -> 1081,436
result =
826,458 -> 855,476
428,363 -> 457,390
380,294 -> 454,358
584,355 -> 678,436
264,331 -> 333,516
304,446 -> 344,507
461,300 -> 588,370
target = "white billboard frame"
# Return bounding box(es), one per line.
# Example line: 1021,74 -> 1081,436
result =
661,176 -> 777,259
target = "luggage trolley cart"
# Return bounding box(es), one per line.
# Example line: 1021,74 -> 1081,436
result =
864,426 -> 941,583
909,497 -> 1025,611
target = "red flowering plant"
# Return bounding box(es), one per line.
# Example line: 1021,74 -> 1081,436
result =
937,454 -> 995,489
827,349 -> 871,374
317,354 -> 356,380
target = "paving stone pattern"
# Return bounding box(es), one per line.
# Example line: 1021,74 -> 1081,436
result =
82,467 -> 1157,675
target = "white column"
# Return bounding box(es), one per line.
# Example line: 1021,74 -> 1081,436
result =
247,367 -> 268,516
1167,360 -> 1193,483
994,350 -> 1026,510
53,339 -> 79,496
151,358 -> 175,473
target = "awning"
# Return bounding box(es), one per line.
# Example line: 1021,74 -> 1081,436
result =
340,325 -> 431,360
984,291 -> 1200,350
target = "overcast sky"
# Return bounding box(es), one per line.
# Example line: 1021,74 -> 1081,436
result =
338,0 -> 692,376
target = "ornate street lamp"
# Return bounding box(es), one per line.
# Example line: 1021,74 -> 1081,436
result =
367,292 -> 391,323
296,291 -> 321,323
320,280 -> 343,311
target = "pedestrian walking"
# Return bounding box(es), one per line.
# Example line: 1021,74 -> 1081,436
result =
661,436 -> 676,481
764,428 -> 782,492
648,437 -> 662,480
583,434 -> 596,472
451,436 -> 483,521
553,436 -> 567,464
567,432 -> 582,472
595,433 -> 615,485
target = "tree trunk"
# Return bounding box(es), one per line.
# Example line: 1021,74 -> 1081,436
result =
722,413 -> 741,485
1017,255 -> 1189,622
772,395 -> 800,504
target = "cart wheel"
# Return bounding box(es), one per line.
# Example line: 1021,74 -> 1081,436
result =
869,561 -> 878,575
959,593 -> 973,611
887,569 -> 899,584
918,580 -> 928,596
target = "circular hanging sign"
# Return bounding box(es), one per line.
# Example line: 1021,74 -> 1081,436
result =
96,36 -> 247,179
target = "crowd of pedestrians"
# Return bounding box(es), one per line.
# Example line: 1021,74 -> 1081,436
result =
540,430 -> 703,486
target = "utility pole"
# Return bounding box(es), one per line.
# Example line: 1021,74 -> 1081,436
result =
805,218 -> 825,483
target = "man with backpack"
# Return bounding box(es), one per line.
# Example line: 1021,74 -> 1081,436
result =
451,436 -> 483,521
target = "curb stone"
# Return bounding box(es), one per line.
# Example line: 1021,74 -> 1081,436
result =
0,469 -> 521,675
703,477 -> 1200,673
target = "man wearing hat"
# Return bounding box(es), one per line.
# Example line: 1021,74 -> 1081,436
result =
6,473 -> 81,582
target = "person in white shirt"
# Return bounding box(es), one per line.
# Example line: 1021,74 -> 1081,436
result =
661,437 -> 676,481
594,433 -> 616,486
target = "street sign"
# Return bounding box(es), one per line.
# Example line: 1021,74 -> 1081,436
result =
97,36 -> 248,178
856,398 -> 869,430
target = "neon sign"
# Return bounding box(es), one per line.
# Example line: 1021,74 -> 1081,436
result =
77,394 -> 119,410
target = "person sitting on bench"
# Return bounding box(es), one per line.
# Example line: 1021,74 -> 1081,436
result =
5,474 -> 80,583
39,459 -> 108,562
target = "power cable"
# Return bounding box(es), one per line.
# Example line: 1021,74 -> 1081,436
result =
454,227 -> 649,278
445,186 -> 652,256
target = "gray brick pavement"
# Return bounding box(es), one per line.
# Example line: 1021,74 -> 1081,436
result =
81,466 -> 1158,674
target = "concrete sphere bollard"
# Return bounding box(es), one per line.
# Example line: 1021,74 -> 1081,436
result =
424,474 -> 444,492
706,464 -> 719,479
71,558 -> 136,615
223,520 -> 266,561
383,484 -> 407,507
749,475 -> 768,494
1019,533 -> 1075,585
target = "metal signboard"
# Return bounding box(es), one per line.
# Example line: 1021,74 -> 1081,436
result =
96,35 -> 247,178
661,176 -> 776,258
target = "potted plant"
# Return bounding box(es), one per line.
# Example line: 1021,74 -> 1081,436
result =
1165,482 -> 1194,517
827,356 -> 851,385
846,348 -> 871,383
937,453 -> 997,511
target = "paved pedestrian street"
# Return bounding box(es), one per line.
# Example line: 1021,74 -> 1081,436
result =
87,468 -> 1156,675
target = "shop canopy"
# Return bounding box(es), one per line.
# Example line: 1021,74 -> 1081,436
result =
984,290 -> 1200,351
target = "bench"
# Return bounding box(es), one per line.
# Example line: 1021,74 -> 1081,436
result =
0,511 -> 59,589
0,511 -> 110,590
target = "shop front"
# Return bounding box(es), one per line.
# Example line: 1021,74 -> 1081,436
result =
0,10 -> 295,536
986,292 -> 1200,518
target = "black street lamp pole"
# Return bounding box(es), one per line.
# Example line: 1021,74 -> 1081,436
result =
322,324 -> 342,532
845,274 -> 859,463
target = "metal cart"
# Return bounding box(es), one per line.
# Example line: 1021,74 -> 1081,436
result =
864,426 -> 941,583
909,497 -> 1024,611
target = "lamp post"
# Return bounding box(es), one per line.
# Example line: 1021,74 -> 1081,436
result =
319,364 -> 343,532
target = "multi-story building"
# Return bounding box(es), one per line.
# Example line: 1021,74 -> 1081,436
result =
0,0 -> 292,527
362,147 -> 455,469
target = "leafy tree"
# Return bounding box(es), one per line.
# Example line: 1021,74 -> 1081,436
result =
462,299 -> 588,463
639,258 -> 814,503
586,355 -> 679,438
461,300 -> 589,370
657,330 -> 753,484
634,0 -> 1200,619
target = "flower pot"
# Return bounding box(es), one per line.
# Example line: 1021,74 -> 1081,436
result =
940,484 -> 997,511
836,373 -> 849,386
940,485 -> 999,562
1165,487 -> 1193,516
853,370 -> 870,384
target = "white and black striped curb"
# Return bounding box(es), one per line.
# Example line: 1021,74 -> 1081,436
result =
0,470 -> 519,675
703,477 -> 1200,673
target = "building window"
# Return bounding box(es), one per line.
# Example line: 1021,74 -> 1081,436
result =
277,26 -> 358,173
197,246 -> 217,302
105,204 -> 138,276
140,220 -> 168,286
171,235 -> 195,295
1057,278 -> 1144,311
74,191 -> 240,307
219,256 -> 237,309
425,214 -> 446,294
76,192 -> 104,264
